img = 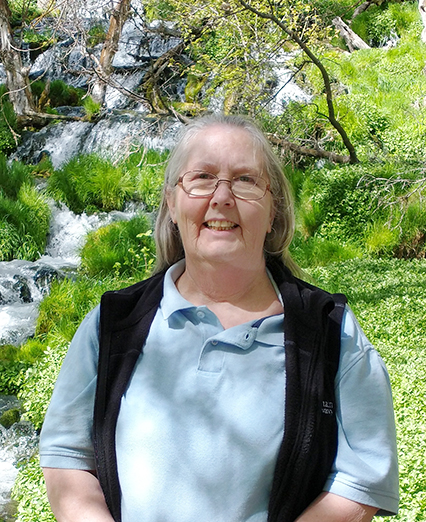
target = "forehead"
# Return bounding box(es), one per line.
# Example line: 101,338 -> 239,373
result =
183,124 -> 262,171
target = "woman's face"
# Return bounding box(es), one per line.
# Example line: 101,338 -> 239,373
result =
166,125 -> 275,269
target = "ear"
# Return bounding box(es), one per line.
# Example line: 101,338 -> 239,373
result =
166,189 -> 177,224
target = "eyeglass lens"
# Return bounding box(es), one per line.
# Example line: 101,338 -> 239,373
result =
181,172 -> 267,200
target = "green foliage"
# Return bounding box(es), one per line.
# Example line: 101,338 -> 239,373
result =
0,361 -> 29,395
290,232 -> 362,268
124,148 -> 168,211
8,0 -> 41,26
19,343 -> 69,430
47,154 -> 135,213
351,1 -> 421,47
297,164 -> 380,240
35,277 -> 111,343
0,154 -> 33,199
87,23 -> 107,47
83,96 -> 101,120
0,340 -> 45,394
0,86 -> 18,155
0,179 -> 51,261
80,215 -> 156,278
12,456 -> 55,522
309,258 -> 426,521
30,80 -> 85,109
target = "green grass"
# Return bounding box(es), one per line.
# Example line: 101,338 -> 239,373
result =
80,214 -> 156,278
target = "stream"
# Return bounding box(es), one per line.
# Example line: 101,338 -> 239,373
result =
0,200 -> 144,520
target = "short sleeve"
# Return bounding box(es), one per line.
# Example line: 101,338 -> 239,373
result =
39,306 -> 100,470
324,307 -> 399,515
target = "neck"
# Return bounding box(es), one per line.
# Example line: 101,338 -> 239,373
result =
176,256 -> 273,308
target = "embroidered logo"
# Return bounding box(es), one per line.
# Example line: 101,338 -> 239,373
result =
321,401 -> 334,415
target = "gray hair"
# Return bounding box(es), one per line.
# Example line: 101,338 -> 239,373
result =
154,113 -> 299,274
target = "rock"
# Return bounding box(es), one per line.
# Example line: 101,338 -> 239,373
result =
0,409 -> 21,429
12,276 -> 32,304
34,266 -> 63,295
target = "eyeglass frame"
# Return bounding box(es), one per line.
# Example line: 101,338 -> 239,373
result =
176,171 -> 271,201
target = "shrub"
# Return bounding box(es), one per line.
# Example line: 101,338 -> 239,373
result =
0,183 -> 50,261
80,214 -> 156,277
0,155 -> 33,199
124,148 -> 168,211
47,154 -> 135,213
0,85 -> 18,155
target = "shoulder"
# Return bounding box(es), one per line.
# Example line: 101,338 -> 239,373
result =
100,270 -> 166,325
339,306 -> 386,376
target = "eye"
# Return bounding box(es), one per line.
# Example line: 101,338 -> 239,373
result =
235,175 -> 258,185
190,171 -> 216,181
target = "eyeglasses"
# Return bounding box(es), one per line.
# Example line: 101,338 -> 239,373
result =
177,171 -> 270,201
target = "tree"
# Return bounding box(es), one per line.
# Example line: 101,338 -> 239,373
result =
90,0 -> 132,105
0,0 -> 36,119
145,0 -> 359,164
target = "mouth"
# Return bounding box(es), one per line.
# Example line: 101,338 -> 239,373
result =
204,220 -> 238,231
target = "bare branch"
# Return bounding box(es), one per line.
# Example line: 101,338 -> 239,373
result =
236,0 -> 359,163
267,133 -> 351,164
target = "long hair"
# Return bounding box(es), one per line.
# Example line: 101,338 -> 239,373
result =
154,113 -> 299,274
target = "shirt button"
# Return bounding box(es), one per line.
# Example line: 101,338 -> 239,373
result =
197,310 -> 205,318
211,340 -> 218,346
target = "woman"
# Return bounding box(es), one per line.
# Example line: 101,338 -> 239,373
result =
40,114 -> 399,522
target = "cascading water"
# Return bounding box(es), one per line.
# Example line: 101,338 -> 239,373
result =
0,200 -> 145,519
0,200 -> 143,347
0,396 -> 39,522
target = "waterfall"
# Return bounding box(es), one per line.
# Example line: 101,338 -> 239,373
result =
0,396 -> 39,522
0,200 -> 144,347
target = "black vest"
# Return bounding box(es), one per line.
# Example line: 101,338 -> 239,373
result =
94,258 -> 347,522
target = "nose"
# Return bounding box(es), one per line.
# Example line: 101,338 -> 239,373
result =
210,178 -> 235,206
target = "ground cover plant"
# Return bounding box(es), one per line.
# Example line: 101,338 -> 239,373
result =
309,259 -> 426,521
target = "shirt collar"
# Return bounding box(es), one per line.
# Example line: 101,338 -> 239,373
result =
160,259 -> 195,320
160,260 -> 284,347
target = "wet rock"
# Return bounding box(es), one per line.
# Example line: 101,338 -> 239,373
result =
12,276 -> 32,304
34,266 -> 63,295
0,409 -> 20,430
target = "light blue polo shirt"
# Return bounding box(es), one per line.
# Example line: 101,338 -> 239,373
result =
40,261 -> 399,521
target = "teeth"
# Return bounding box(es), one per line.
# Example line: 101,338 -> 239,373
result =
205,220 -> 237,230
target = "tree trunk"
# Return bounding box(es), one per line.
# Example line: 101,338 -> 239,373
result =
333,17 -> 370,52
0,0 -> 36,118
91,0 -> 131,105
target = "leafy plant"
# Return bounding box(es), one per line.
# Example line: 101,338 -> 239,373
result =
0,183 -> 50,261
12,456 -> 56,522
47,154 -> 135,213
0,85 -> 19,154
80,215 -> 156,277
87,23 -> 107,47
83,96 -> 101,120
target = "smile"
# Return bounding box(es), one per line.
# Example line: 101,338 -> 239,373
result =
204,220 -> 238,231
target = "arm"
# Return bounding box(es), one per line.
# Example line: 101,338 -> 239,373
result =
43,468 -> 115,522
295,492 -> 378,522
